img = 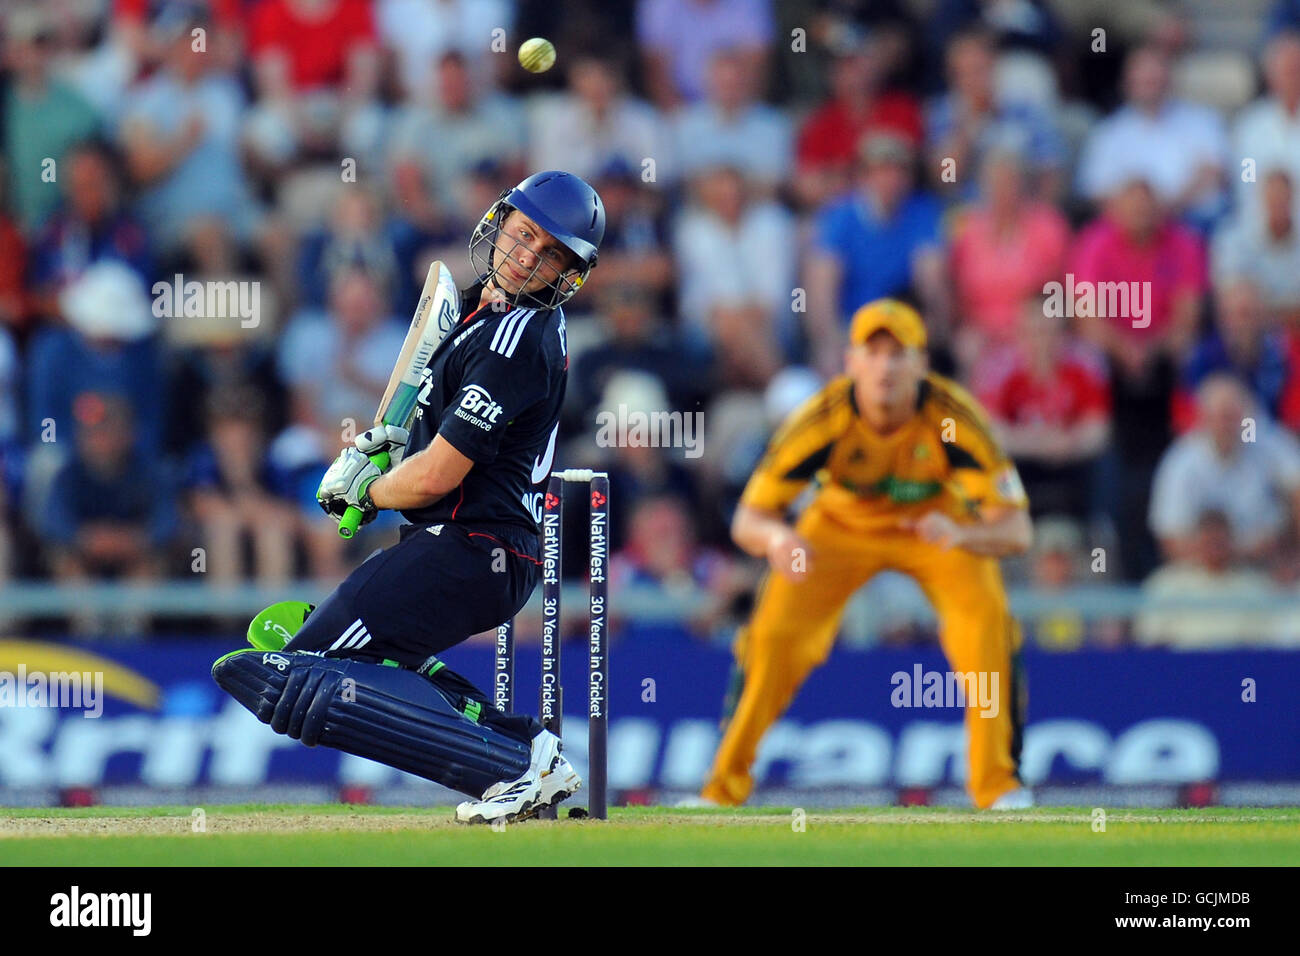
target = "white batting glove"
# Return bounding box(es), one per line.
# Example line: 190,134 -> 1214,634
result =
316,447 -> 383,525
355,424 -> 410,468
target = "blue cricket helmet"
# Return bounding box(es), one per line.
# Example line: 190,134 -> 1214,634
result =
469,170 -> 605,310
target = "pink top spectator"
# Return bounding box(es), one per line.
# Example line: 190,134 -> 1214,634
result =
950,202 -> 1069,341
1070,216 -> 1207,338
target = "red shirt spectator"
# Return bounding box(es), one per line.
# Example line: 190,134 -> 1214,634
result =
0,215 -> 26,331
249,0 -> 376,91
794,42 -> 922,208
797,93 -> 923,169
978,341 -> 1111,430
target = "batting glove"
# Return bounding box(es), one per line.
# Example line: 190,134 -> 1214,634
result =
317,447 -> 382,525
355,423 -> 410,468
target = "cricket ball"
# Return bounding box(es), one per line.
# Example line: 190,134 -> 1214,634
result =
519,37 -> 556,74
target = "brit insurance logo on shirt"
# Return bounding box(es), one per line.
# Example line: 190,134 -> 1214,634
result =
454,383 -> 505,431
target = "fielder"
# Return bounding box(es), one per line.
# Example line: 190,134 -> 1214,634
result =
213,171 -> 604,824
700,300 -> 1035,810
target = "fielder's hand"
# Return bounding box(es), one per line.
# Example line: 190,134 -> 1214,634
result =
903,511 -> 966,550
766,526 -> 814,581
355,424 -> 410,467
317,447 -> 382,526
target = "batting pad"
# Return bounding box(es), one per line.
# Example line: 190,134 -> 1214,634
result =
212,650 -> 530,797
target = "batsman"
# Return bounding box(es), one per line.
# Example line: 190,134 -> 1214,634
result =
212,171 -> 604,825
701,300 -> 1035,810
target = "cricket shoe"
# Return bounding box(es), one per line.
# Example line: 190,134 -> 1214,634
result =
454,729 -> 581,825
989,787 -> 1035,810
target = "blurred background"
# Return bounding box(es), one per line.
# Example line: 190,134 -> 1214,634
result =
0,0 -> 1297,809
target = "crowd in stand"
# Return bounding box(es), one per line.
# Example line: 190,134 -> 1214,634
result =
3,0 -> 1300,648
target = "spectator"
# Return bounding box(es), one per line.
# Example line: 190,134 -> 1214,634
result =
41,393 -> 177,633
30,141 -> 152,317
388,51 -> 527,217
298,186 -> 400,311
528,53 -> 669,185
673,48 -> 792,192
1150,374 -> 1300,566
276,267 -> 407,442
243,0 -> 381,172
569,282 -> 707,431
160,223 -> 288,457
3,5 -> 101,231
1234,30 -> 1300,225
1076,44 -> 1228,228
1212,168 -> 1300,322
587,370 -> 698,552
948,147 -> 1070,367
185,386 -> 299,585
673,165 -> 795,387
794,35 -> 924,208
248,0 -> 377,95
1071,175 -> 1207,578
577,160 -> 674,310
117,13 -> 260,262
26,261 -> 163,454
805,131 -> 946,377
0,182 -> 27,332
924,0 -> 1065,88
925,27 -> 1065,202
1023,516 -> 1088,651
1134,509 -> 1276,649
108,0 -> 247,73
377,0 -> 515,99
384,160 -> 467,317
610,495 -> 746,637
976,300 -> 1110,522
637,0 -> 773,110
1180,279 -> 1300,432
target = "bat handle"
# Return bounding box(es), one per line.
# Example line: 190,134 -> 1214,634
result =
337,449 -> 391,539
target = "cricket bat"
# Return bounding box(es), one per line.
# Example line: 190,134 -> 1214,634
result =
338,260 -> 461,538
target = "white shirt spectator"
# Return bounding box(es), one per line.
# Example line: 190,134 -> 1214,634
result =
527,91 -> 671,183
277,311 -> 408,430
1133,563 -> 1276,649
1211,212 -> 1300,311
1076,100 -> 1228,207
673,103 -> 791,189
387,94 -> 526,210
1233,97 -> 1300,219
119,70 -> 259,250
1149,425 -> 1300,552
377,0 -> 515,99
672,198 -> 794,338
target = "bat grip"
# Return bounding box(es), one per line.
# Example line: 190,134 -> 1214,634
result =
337,449 -> 391,538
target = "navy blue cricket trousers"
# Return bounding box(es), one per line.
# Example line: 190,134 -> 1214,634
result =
284,520 -> 543,743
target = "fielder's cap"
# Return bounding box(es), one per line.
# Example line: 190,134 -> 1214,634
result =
849,298 -> 927,349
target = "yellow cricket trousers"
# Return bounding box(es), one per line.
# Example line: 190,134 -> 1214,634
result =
701,503 -> 1025,809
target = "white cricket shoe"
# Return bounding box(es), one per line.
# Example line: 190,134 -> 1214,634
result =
989,787 -> 1035,810
455,730 -> 581,825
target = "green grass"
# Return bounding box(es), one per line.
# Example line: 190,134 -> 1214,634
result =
2,805 -> 1297,866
